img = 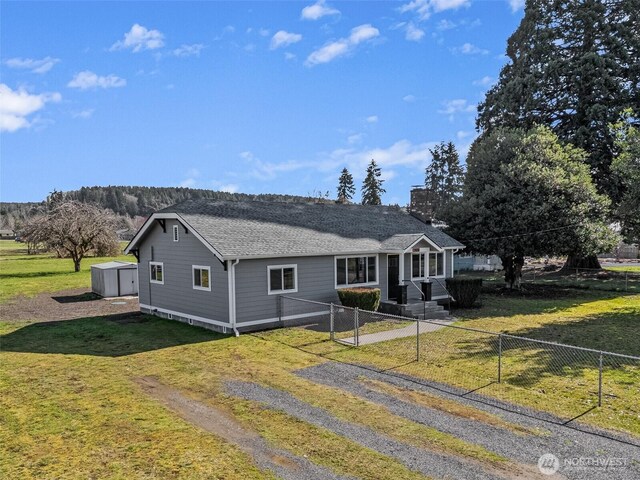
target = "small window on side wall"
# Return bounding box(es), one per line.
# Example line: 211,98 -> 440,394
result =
150,261 -> 164,284
193,265 -> 211,291
173,225 -> 179,242
268,265 -> 297,294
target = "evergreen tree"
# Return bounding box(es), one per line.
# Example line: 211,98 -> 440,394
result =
337,168 -> 356,203
425,142 -> 464,218
446,127 -> 617,288
361,159 -> 386,205
612,113 -> 640,243
477,0 -> 640,202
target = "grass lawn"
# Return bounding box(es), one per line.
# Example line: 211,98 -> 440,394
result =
1,245 -> 639,478
0,241 -> 132,304
606,265 -> 640,272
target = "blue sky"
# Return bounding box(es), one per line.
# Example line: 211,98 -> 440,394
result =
1,0 -> 524,204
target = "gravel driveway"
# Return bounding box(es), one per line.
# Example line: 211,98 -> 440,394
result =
297,362 -> 640,480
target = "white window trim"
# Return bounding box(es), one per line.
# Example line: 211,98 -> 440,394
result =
172,225 -> 179,242
150,261 -> 164,285
334,254 -> 379,289
192,265 -> 212,291
267,264 -> 298,295
411,249 -> 429,280
427,251 -> 446,279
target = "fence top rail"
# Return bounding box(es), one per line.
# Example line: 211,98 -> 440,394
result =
282,295 -> 640,361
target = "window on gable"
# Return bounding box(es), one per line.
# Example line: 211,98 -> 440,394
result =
173,225 -> 179,242
192,265 -> 211,291
268,265 -> 297,294
336,256 -> 377,287
150,262 -> 164,284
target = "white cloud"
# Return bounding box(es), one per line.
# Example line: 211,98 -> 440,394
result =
403,94 -> 417,103
270,30 -> 303,50
405,23 -> 425,41
453,42 -> 489,55
508,0 -> 525,12
366,115 -> 378,123
172,44 -> 204,57
67,71 -> 126,90
219,184 -> 239,193
110,24 -> 164,52
438,99 -> 476,120
72,109 -> 95,119
0,84 -> 61,132
399,0 -> 469,21
5,56 -> 60,74
436,19 -> 456,30
347,133 -> 363,144
179,178 -> 197,188
301,0 -> 340,20
284,52 -> 297,61
473,75 -> 494,87
305,24 -> 379,66
456,130 -> 473,140
259,28 -> 270,37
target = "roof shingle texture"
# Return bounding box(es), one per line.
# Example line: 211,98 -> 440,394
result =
160,199 -> 464,258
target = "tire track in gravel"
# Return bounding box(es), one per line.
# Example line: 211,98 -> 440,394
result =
225,380 -> 547,480
135,377 -> 352,480
295,362 -> 640,480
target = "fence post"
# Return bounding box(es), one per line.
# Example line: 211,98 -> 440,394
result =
498,334 -> 502,383
625,272 -> 628,292
354,307 -> 359,347
598,352 -> 603,407
329,303 -> 335,341
416,319 -> 420,362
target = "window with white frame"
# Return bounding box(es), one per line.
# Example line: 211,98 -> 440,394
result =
268,265 -> 297,294
428,252 -> 445,277
172,225 -> 179,242
150,261 -> 164,284
336,256 -> 377,287
192,265 -> 211,291
411,253 -> 426,279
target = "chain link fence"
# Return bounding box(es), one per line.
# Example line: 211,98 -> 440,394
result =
519,266 -> 639,293
277,295 -> 640,430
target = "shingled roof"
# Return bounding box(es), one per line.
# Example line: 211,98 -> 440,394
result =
131,199 -> 464,259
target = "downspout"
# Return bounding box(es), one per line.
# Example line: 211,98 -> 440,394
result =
228,258 -> 240,336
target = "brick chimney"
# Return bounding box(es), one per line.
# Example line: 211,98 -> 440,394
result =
409,186 -> 433,224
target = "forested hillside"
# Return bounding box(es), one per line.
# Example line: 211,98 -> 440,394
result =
0,186 -> 325,229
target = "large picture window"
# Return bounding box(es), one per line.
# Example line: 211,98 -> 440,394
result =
428,252 -> 445,277
268,265 -> 297,294
336,256 -> 377,287
192,265 -> 211,291
150,261 -> 164,284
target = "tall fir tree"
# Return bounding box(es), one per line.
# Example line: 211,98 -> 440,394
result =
477,0 -> 640,202
476,0 -> 639,269
336,167 -> 356,203
361,159 -> 385,205
425,142 -> 464,218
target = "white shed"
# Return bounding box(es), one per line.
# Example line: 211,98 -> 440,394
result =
91,261 -> 138,297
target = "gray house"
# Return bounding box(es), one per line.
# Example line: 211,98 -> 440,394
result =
124,199 -> 464,333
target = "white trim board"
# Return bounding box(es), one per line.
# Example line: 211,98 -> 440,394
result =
140,303 -> 231,328
236,310 -> 331,327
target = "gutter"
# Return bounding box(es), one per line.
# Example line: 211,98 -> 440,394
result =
227,258 -> 240,336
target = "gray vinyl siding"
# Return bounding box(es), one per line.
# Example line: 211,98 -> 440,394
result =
235,254 -> 387,324
137,220 -> 229,324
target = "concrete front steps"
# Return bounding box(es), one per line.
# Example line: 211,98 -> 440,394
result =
402,301 -> 451,320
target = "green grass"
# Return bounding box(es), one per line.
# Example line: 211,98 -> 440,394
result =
0,241 -> 132,304
606,265 -> 640,272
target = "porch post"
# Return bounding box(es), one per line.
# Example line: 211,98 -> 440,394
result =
399,253 -> 405,286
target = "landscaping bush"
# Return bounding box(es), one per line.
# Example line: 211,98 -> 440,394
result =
446,278 -> 482,308
337,287 -> 381,311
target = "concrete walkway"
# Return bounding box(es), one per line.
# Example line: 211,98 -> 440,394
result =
340,319 -> 453,346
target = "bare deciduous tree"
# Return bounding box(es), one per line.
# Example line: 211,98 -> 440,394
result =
43,201 -> 118,271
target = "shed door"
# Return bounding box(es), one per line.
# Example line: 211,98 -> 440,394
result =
118,269 -> 137,296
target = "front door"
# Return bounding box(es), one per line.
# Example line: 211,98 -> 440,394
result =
387,255 -> 400,300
